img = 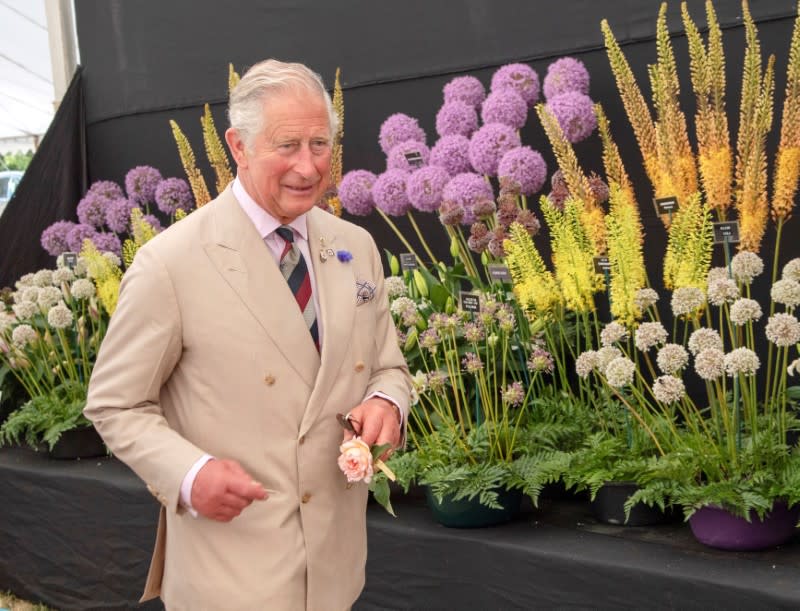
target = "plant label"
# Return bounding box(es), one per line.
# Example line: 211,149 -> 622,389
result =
653,196 -> 679,214
460,291 -> 481,313
399,253 -> 418,271
594,256 -> 612,274
63,252 -> 78,270
712,221 -> 740,244
403,151 -> 425,169
487,264 -> 512,283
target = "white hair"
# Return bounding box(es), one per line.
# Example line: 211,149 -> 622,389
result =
228,59 -> 338,150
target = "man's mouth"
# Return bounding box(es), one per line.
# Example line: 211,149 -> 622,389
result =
283,184 -> 314,194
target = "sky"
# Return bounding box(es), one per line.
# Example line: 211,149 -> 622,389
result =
0,0 -> 56,141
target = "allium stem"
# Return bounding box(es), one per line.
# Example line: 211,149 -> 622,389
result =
405,211 -> 440,268
375,209 -> 423,266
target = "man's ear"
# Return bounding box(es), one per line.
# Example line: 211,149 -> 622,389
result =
225,128 -> 248,169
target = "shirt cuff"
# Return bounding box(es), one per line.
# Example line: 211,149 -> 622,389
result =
180,453 -> 215,517
366,391 -> 403,426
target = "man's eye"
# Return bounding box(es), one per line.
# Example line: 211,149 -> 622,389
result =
311,140 -> 330,152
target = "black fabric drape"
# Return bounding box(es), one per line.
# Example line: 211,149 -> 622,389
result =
0,67 -> 87,288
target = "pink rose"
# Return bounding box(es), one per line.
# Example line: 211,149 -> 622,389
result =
337,437 -> 374,484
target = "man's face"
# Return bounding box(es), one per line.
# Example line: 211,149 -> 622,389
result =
227,89 -> 332,223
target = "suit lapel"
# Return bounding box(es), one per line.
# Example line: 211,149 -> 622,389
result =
301,208 -> 356,434
204,189 -> 320,389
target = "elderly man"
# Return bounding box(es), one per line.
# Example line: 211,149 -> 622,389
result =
85,59 -> 411,610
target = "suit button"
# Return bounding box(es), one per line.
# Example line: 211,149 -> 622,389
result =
298,435 -> 305,445
264,374 -> 275,386
354,361 -> 365,372
301,492 -> 311,504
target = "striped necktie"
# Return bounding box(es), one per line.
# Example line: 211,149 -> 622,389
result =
275,226 -> 319,350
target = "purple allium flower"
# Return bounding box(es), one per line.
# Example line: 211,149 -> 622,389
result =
438,200 -> 465,226
41,220 -> 75,256
443,75 -> 486,109
488,226 -> 508,258
87,180 -> 124,200
378,113 -> 426,156
155,177 -> 193,215
516,209 -> 541,236
497,200 -> 519,227
548,188 -> 568,211
406,165 -> 450,213
76,192 -> 110,229
442,172 -> 495,225
125,165 -> 163,206
91,232 -> 122,256
490,63 -> 540,107
472,198 -> 496,219
528,348 -> 555,374
435,101 -> 479,138
481,90 -> 528,129
387,140 -> 431,172
339,170 -> 378,216
502,381 -> 525,406
336,250 -> 353,263
372,169 -> 412,216
497,146 -> 548,196
468,123 -> 521,176
545,91 -> 597,143
543,57 -> 591,100
468,222 -> 491,253
429,135 -> 473,176
105,198 -> 140,234
588,172 -> 610,205
142,214 -> 163,232
67,223 -> 98,253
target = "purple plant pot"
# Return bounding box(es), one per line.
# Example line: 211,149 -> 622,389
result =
689,501 -> 800,551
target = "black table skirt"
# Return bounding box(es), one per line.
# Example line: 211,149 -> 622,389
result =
2,446 -> 799,610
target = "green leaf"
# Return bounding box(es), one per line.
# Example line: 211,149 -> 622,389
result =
369,476 -> 395,516
371,443 -> 392,460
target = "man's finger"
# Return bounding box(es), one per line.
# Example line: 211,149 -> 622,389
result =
226,473 -> 268,501
359,413 -> 383,446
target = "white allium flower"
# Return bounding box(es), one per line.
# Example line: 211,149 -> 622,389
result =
575,350 -> 598,378
771,279 -> 800,308
37,286 -> 62,310
634,288 -> 659,310
596,346 -> 623,374
694,348 -> 726,380
634,322 -> 668,351
14,273 -> 35,288
707,267 -> 731,285
18,287 -> 39,303
411,370 -> 428,392
656,343 -> 689,375
52,267 -> 75,284
707,278 -> 739,306
32,269 -> 54,287
11,324 -> 37,347
600,321 -> 629,347
652,375 -> 686,404
47,302 -> 74,329
103,251 -> 122,267
605,356 -> 636,388
390,296 -> 419,326
765,313 -> 800,347
12,301 -> 38,321
729,298 -> 762,325
789,358 -> 800,376
688,328 -> 723,355
0,312 -> 15,333
730,251 -> 764,284
384,276 -> 407,299
782,258 -> 800,282
724,347 -> 760,377
70,278 -> 96,300
671,287 -> 706,317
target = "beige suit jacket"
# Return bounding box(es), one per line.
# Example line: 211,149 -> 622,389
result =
84,186 -> 411,610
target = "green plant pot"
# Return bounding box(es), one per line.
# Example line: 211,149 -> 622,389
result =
424,486 -> 522,528
590,481 -> 676,526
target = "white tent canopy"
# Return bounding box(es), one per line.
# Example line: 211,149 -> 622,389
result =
0,0 -> 72,152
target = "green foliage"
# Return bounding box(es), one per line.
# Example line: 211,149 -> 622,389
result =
0,380 -> 92,450
1,150 -> 33,171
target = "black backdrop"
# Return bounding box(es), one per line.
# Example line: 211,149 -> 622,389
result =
3,0 -> 800,290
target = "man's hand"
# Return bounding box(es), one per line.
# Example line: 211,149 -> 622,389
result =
191,458 -> 268,522
344,397 -> 401,459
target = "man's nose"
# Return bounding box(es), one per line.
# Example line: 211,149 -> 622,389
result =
293,145 -> 320,179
